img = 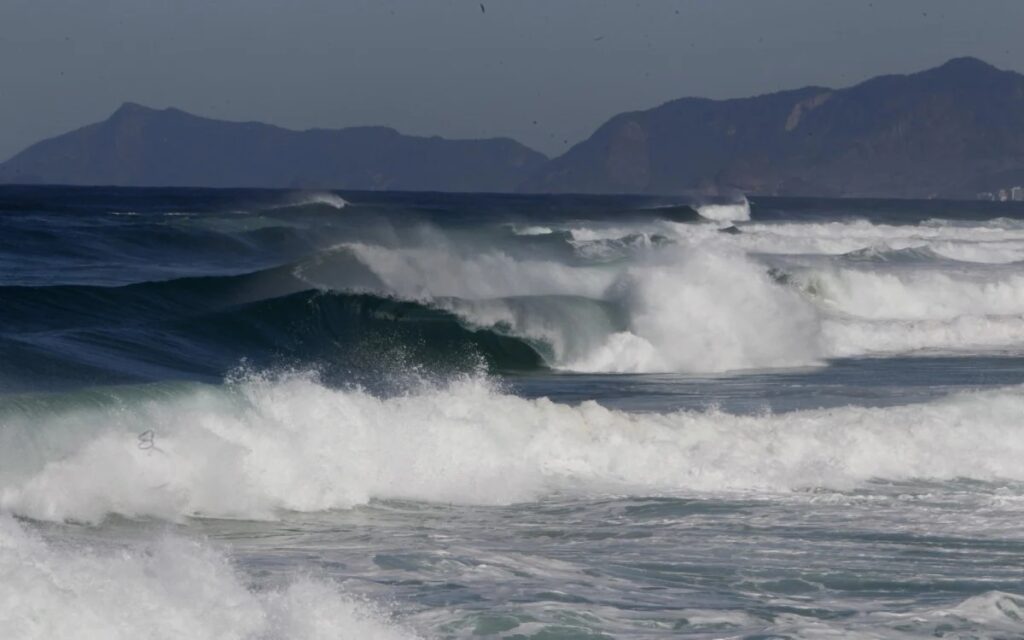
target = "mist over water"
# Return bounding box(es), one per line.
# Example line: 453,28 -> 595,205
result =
2,186 -> 1024,638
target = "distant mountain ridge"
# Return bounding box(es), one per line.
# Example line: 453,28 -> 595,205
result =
3,57 -> 1024,198
523,57 -> 1024,198
0,102 -> 547,192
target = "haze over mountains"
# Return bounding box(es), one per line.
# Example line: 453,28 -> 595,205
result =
3,57 -> 1024,198
0,103 -> 547,193
526,57 -> 1024,199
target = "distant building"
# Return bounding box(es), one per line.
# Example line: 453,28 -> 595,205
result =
977,188 -> 1024,201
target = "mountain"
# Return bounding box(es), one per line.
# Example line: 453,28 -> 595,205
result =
523,57 -> 1024,198
4,58 -> 1024,198
0,103 -> 547,192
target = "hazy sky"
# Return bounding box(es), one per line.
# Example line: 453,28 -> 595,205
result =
4,0 -> 1024,160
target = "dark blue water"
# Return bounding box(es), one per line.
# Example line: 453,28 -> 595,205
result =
3,186 -> 1024,639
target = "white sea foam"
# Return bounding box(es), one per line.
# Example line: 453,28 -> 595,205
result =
695,197 -> 751,222
786,263 -> 1024,356
0,514 -> 416,640
511,225 -> 554,236
341,242 -> 615,300
2,376 -> 1024,523
567,246 -> 823,372
568,225 -> 668,242
824,315 -> 1024,356
794,267 -> 1024,320
309,213 -> 1024,373
294,192 -> 348,209
567,230 -> 668,262
343,239 -> 824,372
930,240 -> 1024,264
735,219 -> 1024,258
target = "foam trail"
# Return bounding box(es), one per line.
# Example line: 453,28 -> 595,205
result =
734,219 -> 1024,258
512,225 -> 554,236
929,240 -> 1024,264
824,315 -> 1024,356
0,515 -> 416,640
796,268 -> 1024,320
754,591 -> 1024,638
2,376 -> 1024,523
568,225 -> 670,242
790,265 -> 1024,356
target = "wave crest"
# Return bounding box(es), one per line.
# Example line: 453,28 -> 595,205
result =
292,192 -> 348,209
696,197 -> 751,222
3,375 -> 1024,523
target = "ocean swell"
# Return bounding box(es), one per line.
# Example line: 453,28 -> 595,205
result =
6,206 -> 1024,381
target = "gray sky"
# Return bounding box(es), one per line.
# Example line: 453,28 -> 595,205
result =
3,0 -> 1024,161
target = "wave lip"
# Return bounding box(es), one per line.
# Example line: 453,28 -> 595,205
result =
298,192 -> 348,209
696,197 -> 751,222
338,241 -> 824,373
265,191 -> 348,212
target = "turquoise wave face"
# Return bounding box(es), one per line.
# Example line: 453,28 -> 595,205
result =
0,277 -> 550,392
0,186 -> 710,391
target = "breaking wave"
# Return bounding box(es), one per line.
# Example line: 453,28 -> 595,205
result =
695,197 -> 751,222
2,375 -> 1024,523
317,242 -> 823,373
791,267 -> 1024,320
0,515 -> 415,640
5,199 -> 1024,381
314,230 -> 1024,371
289,192 -> 349,210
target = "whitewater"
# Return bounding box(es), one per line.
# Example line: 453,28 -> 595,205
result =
301,202 -> 1024,373
2,186 -> 1024,639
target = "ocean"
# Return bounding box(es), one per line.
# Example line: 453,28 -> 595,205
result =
2,185 -> 1024,639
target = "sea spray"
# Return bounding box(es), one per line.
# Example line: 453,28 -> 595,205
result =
0,515 -> 415,640
3,373 -> 1024,523
573,245 -> 823,372
695,197 -> 751,223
